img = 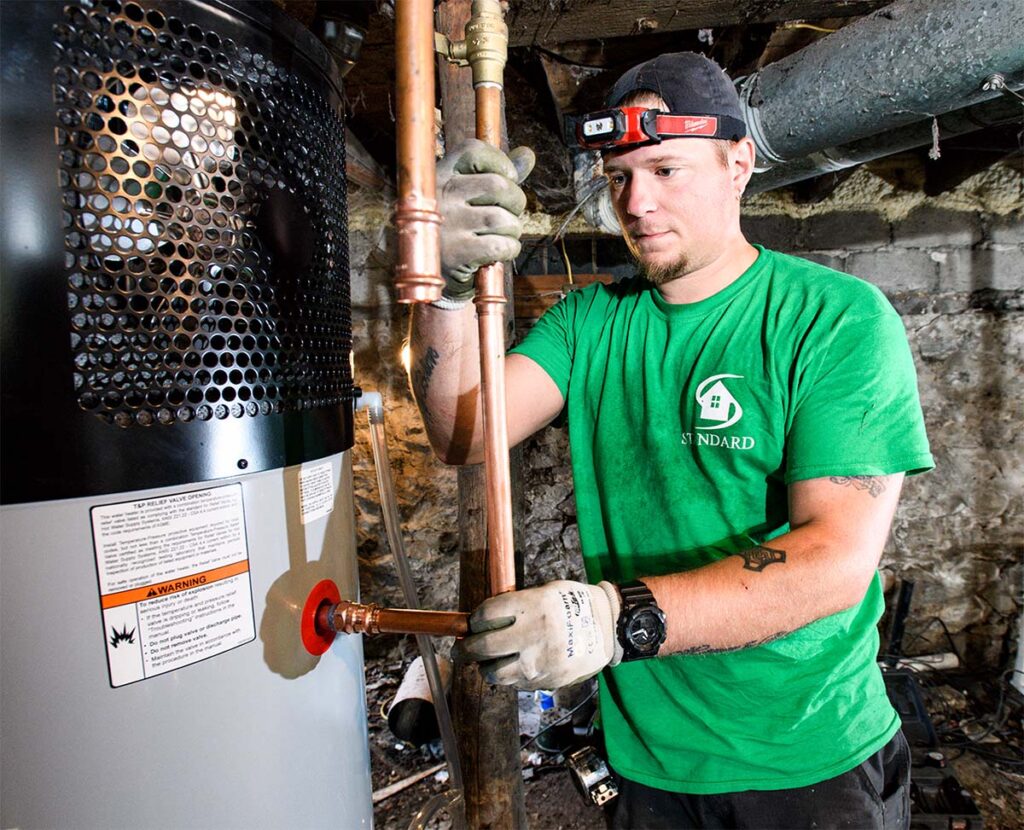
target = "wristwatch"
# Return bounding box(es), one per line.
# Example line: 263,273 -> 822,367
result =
615,580 -> 667,662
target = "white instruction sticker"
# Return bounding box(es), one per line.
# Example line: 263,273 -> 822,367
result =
91,484 -> 255,688
298,461 -> 335,524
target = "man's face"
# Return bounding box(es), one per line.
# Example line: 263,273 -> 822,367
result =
603,137 -> 742,284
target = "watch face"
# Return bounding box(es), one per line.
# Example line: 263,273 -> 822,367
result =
625,608 -> 665,651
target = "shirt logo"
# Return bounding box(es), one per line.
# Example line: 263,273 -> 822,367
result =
695,374 -> 744,430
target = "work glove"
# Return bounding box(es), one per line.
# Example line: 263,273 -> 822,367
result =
452,580 -> 622,691
437,139 -> 535,303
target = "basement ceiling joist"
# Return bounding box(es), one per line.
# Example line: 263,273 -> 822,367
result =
505,0 -> 889,46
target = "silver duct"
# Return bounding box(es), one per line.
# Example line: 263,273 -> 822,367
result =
746,88 -> 1024,194
575,0 -> 1024,231
740,0 -> 1024,167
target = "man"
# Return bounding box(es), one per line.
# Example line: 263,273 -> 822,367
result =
409,52 -> 932,829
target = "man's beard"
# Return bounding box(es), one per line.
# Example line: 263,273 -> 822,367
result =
625,233 -> 690,285
636,253 -> 690,285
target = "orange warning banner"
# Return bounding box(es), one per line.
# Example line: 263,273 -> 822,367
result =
101,560 -> 250,609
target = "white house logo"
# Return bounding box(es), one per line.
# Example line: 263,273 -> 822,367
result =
681,374 -> 755,450
695,374 -> 744,430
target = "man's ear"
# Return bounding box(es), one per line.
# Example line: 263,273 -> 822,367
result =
730,136 -> 757,198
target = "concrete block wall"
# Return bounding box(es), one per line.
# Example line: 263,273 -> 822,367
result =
742,208 -> 1023,668
347,195 -> 1023,669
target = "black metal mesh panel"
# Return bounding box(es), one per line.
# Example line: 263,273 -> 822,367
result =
54,0 -> 352,429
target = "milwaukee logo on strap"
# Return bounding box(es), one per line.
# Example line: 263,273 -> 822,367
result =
659,114 -> 719,136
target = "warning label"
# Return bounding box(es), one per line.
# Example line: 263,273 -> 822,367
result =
91,484 -> 255,688
298,461 -> 335,525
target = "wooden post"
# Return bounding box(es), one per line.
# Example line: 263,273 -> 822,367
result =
436,2 -> 526,828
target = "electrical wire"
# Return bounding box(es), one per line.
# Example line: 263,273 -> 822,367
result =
520,685 -> 599,751
887,615 -> 966,668
552,176 -> 608,243
780,22 -> 838,34
559,237 -> 574,284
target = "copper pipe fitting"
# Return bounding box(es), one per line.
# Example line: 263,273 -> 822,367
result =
318,599 -> 470,638
394,0 -> 443,303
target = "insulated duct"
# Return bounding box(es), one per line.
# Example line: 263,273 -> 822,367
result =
574,0 -> 1024,229
746,89 -> 1024,194
739,0 -> 1024,167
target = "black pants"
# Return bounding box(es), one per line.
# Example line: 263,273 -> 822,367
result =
605,730 -> 911,830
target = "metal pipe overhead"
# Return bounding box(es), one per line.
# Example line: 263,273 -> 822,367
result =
747,89 -> 1024,194
740,0 -> 1024,166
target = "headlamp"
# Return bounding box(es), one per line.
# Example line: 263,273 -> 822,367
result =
573,106 -> 745,152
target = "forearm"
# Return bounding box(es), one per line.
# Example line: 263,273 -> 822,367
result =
408,303 -> 485,464
644,522 -> 882,656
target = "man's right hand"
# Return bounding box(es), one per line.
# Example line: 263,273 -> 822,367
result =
437,140 -> 535,303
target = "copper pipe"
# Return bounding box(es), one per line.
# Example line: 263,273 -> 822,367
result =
394,0 -> 443,303
474,261 -> 516,596
474,83 -> 503,148
318,599 -> 470,638
467,3 -> 515,597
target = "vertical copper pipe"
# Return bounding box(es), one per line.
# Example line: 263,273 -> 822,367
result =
472,80 -> 515,594
394,0 -> 443,303
474,84 -> 503,147
475,260 -> 516,596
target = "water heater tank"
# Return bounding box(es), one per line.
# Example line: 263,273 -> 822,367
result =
0,1 -> 372,827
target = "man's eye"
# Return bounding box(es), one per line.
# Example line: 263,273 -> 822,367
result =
607,174 -> 626,187
655,167 -> 677,178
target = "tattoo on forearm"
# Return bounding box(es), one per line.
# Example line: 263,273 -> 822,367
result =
411,346 -> 440,402
680,631 -> 789,656
733,545 -> 786,572
829,475 -> 886,498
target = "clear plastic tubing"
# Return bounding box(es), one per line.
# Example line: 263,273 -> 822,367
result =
357,392 -> 466,821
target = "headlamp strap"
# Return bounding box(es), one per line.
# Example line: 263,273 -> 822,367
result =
576,106 -> 746,150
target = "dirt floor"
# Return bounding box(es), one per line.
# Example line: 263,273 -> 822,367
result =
366,658 -> 1023,830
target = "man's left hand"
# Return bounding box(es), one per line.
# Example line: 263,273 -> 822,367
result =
452,580 -> 622,691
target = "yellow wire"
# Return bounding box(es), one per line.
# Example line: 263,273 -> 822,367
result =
781,22 -> 838,33
559,236 -> 573,284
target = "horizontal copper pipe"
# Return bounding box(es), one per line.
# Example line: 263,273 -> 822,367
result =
394,0 -> 443,303
318,599 -> 470,638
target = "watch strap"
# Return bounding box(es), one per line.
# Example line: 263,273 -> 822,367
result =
618,579 -> 656,608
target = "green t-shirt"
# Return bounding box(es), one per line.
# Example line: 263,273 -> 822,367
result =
510,246 -> 933,794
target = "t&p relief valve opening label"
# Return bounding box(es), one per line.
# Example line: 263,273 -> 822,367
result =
91,483 -> 256,688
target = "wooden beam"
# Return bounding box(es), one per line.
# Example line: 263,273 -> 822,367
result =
514,274 -> 615,322
345,127 -> 394,193
507,0 -> 888,47
436,2 -> 527,828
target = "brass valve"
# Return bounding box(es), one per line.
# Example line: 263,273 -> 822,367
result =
435,0 -> 507,89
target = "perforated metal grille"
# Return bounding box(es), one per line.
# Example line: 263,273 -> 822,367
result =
53,0 -> 352,428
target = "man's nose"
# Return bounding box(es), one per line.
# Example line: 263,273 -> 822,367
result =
622,179 -> 657,218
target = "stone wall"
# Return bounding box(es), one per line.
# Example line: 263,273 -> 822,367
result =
347,168 -> 1023,669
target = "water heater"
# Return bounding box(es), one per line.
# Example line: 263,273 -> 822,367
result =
0,1 -> 373,826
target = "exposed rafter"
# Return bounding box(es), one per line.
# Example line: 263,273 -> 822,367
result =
506,0 -> 888,46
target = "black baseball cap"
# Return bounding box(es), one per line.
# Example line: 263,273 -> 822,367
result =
605,52 -> 746,141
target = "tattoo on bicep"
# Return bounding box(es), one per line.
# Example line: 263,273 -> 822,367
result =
680,631 -> 789,656
829,475 -> 886,498
411,346 -> 440,401
733,545 -> 786,572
